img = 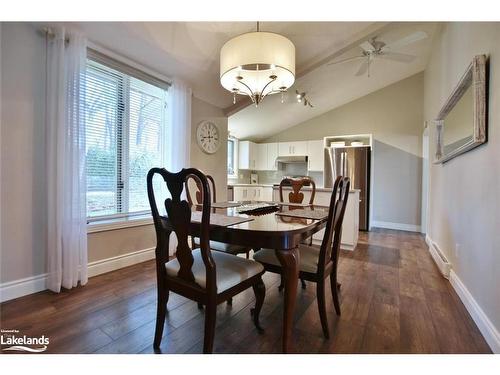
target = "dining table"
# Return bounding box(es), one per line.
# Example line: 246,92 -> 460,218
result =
162,201 -> 329,353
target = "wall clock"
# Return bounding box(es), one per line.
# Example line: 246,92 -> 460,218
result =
196,121 -> 220,154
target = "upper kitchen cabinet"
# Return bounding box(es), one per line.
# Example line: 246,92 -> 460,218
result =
239,141 -> 279,171
307,140 -> 324,172
278,141 -> 308,156
255,143 -> 268,170
238,140 -> 257,170
266,142 -> 278,170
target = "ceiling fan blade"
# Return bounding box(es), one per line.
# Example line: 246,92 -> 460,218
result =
378,52 -> 417,63
327,55 -> 364,66
383,31 -> 428,51
359,41 -> 374,52
355,60 -> 369,76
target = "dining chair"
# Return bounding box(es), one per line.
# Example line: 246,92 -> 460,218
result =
278,177 -> 317,290
253,176 -> 350,339
147,167 -> 266,353
185,174 -> 252,259
279,176 -> 316,206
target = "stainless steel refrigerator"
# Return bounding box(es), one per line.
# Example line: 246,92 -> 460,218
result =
324,146 -> 370,231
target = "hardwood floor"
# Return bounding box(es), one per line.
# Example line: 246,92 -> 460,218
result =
0,229 -> 491,354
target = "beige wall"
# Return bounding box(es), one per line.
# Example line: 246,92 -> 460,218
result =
424,22 -> 500,338
190,96 -> 228,198
265,73 -> 424,227
0,23 -> 227,285
1,23 -> 47,283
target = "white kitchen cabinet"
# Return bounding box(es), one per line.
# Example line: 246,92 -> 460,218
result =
232,185 -> 275,201
307,140 -> 324,172
261,186 -> 273,201
233,186 -> 249,201
266,142 -> 278,170
255,143 -> 268,171
278,141 -> 308,156
238,140 -> 257,170
233,186 -> 259,201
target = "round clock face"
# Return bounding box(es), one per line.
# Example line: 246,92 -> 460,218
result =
196,121 -> 220,154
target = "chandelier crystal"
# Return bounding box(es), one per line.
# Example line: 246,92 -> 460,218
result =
220,24 -> 295,106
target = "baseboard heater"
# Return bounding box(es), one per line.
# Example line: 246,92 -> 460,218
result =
426,236 -> 451,279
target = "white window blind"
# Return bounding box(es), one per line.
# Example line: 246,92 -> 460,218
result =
84,55 -> 169,219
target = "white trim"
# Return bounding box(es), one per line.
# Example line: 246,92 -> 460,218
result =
0,273 -> 48,303
87,247 -> 155,278
87,41 -> 172,85
227,136 -> 239,179
425,235 -> 451,279
0,247 -> 156,303
312,239 -> 355,251
449,270 -> 500,353
87,217 -> 153,233
371,220 -> 421,232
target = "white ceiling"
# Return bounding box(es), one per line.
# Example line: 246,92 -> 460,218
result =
229,22 -> 439,141
47,21 -> 378,109
45,22 -> 438,141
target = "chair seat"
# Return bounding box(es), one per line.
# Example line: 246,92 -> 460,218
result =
193,237 -> 249,255
165,249 -> 264,293
253,245 -> 321,274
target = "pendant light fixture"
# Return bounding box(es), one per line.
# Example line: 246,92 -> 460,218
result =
220,22 -> 296,106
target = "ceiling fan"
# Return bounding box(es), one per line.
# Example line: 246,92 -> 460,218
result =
296,90 -> 314,108
328,31 -> 428,77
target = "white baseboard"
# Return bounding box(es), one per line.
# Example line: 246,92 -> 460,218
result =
312,239 -> 355,251
0,273 -> 49,303
371,220 -> 421,232
87,247 -> 155,278
0,247 -> 155,303
425,235 -> 451,279
449,270 -> 500,353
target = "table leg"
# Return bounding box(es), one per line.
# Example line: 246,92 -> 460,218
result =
275,247 -> 300,353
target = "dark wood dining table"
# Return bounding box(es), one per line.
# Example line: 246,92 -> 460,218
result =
163,201 -> 329,353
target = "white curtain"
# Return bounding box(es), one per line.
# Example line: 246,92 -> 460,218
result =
166,79 -> 192,254
167,79 -> 192,171
46,28 -> 88,292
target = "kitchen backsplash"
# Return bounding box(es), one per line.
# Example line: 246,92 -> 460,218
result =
229,164 -> 324,187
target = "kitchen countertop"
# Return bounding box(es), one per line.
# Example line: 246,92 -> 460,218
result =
228,183 -> 358,193
227,183 -> 274,188
275,185 -> 359,193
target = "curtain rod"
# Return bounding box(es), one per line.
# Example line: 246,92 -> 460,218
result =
39,27 -> 69,42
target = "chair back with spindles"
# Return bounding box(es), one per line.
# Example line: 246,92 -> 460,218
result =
278,177 -> 316,205
147,168 -> 216,292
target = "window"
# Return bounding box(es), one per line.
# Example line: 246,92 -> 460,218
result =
227,138 -> 236,176
84,54 -> 169,219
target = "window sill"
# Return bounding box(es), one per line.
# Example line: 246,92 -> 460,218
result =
87,214 -> 153,234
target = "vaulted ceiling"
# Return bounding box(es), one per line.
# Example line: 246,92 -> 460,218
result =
48,21 -> 438,140
229,22 -> 439,141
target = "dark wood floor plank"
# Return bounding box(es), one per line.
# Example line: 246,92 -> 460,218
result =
399,295 -> 441,353
0,230 -> 491,354
360,302 -> 400,353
